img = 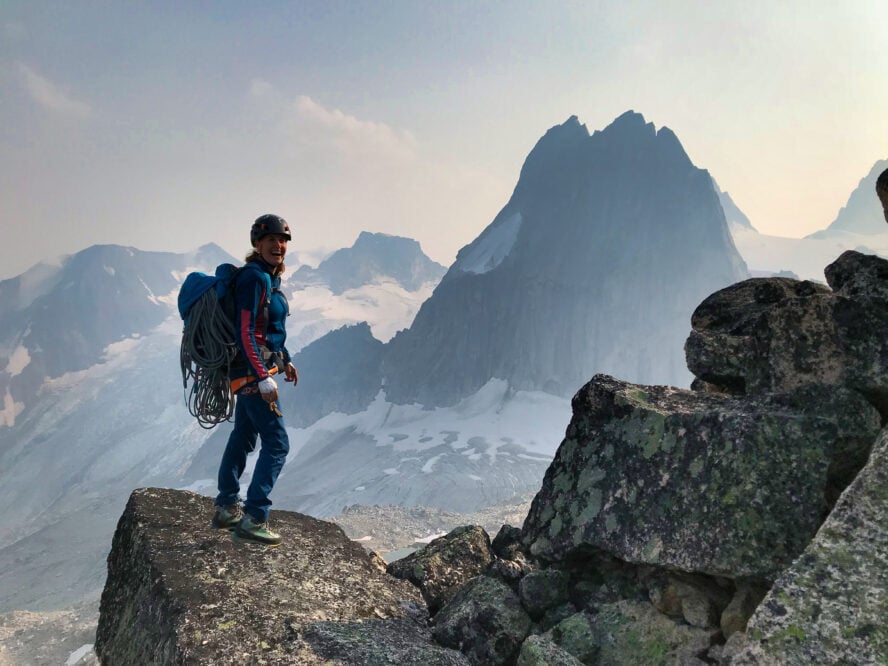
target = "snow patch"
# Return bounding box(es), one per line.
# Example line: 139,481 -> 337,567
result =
414,531 -> 447,544
139,277 -> 159,304
103,336 -> 143,360
286,279 -> 436,347
65,644 -> 94,665
43,329 -> 156,391
421,453 -> 444,473
294,379 -> 569,458
454,211 -> 522,275
1,388 -> 24,427
103,265 -> 116,276
5,345 -> 31,376
383,467 -> 400,475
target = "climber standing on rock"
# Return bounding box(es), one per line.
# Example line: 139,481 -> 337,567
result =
212,214 -> 298,547
877,167 -> 888,224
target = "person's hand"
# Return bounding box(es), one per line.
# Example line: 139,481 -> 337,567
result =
284,362 -> 298,385
258,376 -> 279,404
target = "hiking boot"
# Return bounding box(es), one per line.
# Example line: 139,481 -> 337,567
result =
211,504 -> 242,531
233,515 -> 281,546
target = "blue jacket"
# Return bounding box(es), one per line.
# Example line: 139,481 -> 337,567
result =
231,259 -> 291,383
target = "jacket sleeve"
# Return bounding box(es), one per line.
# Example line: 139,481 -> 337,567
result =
235,269 -> 269,380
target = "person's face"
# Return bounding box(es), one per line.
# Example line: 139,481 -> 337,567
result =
255,234 -> 288,267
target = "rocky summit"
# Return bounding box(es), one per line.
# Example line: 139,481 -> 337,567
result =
97,251 -> 888,664
94,488 -> 466,665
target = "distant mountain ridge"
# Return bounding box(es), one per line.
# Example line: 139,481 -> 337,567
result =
290,231 -> 446,294
713,177 -> 754,230
808,159 -> 888,238
284,232 -> 445,349
0,233 -> 447,610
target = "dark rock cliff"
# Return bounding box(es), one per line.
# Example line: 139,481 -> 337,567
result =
383,111 -> 748,407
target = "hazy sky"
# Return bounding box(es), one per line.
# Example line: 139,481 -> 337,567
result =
1,1 -> 886,279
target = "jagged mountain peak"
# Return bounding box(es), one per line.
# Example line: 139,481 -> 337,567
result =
188,242 -> 240,269
597,109 -> 654,136
385,110 -> 748,406
713,177 -> 755,230
808,159 -> 888,238
290,231 -> 446,295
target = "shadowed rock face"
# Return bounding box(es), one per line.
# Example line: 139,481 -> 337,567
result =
95,488 -> 466,665
687,250 -> 888,418
729,427 -> 888,664
520,375 -> 880,581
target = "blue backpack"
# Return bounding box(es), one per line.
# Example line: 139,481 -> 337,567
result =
178,263 -> 270,428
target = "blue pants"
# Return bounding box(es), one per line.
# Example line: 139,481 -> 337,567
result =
215,392 -> 289,523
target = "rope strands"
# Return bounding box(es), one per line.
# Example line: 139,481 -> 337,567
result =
180,288 -> 239,428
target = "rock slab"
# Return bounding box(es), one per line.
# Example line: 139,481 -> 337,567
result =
522,375 -> 879,581
95,488 -> 466,665
732,427 -> 888,664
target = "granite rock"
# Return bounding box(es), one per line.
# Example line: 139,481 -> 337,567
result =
94,488 -> 462,665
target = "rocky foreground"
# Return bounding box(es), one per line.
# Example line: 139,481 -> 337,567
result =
95,251 -> 888,665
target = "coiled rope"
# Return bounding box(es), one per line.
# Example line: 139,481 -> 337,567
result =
180,290 -> 239,429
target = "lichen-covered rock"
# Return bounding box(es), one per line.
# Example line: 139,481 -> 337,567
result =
729,427 -> 888,664
686,251 -> 888,417
387,525 -> 494,614
95,488 -> 460,665
298,618 -> 470,665
824,248 -> 888,302
519,569 -> 571,619
492,524 -> 524,559
719,583 -> 767,639
432,575 -> 532,665
685,277 -> 832,394
521,375 -> 880,580
547,611 -> 599,663
583,601 -> 716,665
648,575 -> 732,629
516,633 -> 584,666
487,553 -> 534,583
538,603 -> 579,633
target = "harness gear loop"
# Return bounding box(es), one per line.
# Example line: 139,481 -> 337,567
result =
230,365 -> 279,395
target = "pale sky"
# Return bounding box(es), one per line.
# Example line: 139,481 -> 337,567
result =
1,1 -> 887,279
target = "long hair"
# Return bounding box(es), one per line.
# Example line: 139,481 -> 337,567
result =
245,249 -> 285,276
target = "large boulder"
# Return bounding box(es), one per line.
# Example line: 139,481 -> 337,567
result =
432,575 -> 532,665
686,251 -> 888,416
521,375 -> 880,581
586,601 -> 717,664
545,603 -> 716,665
728,426 -> 888,664
387,525 -> 495,614
95,488 -> 466,665
516,634 -> 584,665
